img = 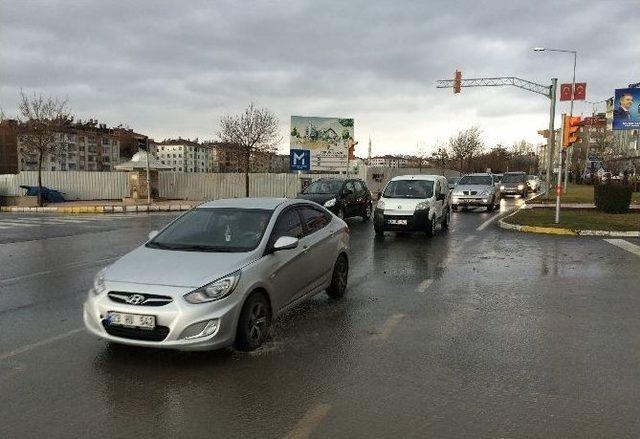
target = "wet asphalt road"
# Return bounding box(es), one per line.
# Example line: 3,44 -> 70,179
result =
1,198 -> 640,438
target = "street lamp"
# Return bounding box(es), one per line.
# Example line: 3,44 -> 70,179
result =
533,47 -> 578,198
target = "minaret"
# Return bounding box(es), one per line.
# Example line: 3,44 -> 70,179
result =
368,135 -> 372,160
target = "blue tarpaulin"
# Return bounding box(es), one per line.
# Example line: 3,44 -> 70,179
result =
20,185 -> 66,203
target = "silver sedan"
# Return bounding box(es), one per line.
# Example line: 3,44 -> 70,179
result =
83,198 -> 350,351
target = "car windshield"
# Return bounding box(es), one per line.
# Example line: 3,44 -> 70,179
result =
502,173 -> 525,183
383,180 -> 433,199
494,175 -> 503,182
458,175 -> 492,186
528,175 -> 537,180
146,208 -> 273,252
303,180 -> 343,194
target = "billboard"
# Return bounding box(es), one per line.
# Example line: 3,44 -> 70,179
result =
613,88 -> 640,130
290,116 -> 354,172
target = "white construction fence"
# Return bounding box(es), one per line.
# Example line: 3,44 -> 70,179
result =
0,167 -> 460,201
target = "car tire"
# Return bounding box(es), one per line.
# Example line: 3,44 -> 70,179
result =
235,292 -> 271,351
326,255 -> 348,299
425,215 -> 436,237
452,205 -> 458,211
441,209 -> 450,231
336,207 -> 345,219
487,198 -> 495,212
362,203 -> 372,221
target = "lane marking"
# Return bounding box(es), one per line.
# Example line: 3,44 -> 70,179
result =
0,327 -> 83,362
370,314 -> 404,341
284,403 -> 331,439
476,210 -> 511,231
0,256 -> 119,285
416,279 -> 433,293
604,239 -> 640,257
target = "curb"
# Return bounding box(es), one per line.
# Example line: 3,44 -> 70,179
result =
498,209 -> 640,237
0,204 -> 194,214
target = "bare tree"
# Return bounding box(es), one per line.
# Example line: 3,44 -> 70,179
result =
431,143 -> 450,175
448,127 -> 484,172
17,91 -> 72,206
218,103 -> 281,196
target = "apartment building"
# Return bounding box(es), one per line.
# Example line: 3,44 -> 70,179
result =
11,119 -> 121,172
154,139 -> 210,173
368,155 -> 409,168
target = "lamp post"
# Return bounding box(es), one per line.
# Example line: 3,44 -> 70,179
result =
534,47 -> 577,193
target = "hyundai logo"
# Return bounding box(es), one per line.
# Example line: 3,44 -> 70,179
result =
126,294 -> 146,305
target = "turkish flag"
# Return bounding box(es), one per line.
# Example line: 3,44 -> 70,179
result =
573,82 -> 587,100
560,84 -> 573,101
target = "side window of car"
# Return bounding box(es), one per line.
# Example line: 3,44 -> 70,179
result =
298,206 -> 330,235
269,209 -> 303,246
344,181 -> 356,195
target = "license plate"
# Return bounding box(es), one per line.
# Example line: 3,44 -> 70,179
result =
107,312 -> 155,330
387,219 -> 408,225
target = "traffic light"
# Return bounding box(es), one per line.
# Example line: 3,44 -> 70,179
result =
561,115 -> 581,148
453,70 -> 462,94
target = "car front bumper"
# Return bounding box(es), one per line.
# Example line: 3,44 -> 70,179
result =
83,283 -> 244,351
452,196 -> 493,206
374,208 -> 430,231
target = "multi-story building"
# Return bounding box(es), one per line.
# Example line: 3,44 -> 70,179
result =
0,119 -> 19,174
13,119 -> 121,172
368,155 -> 409,168
154,138 -> 210,173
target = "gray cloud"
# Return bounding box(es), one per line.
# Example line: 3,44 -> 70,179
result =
1,0 -> 638,156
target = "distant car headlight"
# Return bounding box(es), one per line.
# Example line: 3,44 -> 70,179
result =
377,198 -> 385,209
415,201 -> 430,211
517,184 -> 524,190
184,271 -> 241,304
324,198 -> 336,208
500,185 -> 505,190
92,268 -> 107,295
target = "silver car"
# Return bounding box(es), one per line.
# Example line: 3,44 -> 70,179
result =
84,198 -> 350,351
451,173 -> 501,211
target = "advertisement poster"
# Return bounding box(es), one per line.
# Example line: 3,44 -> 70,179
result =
613,88 -> 640,130
290,116 -> 354,172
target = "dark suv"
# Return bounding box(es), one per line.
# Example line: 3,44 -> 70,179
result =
500,172 -> 528,197
297,178 -> 373,220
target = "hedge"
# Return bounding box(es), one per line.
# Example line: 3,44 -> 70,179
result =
594,184 -> 633,213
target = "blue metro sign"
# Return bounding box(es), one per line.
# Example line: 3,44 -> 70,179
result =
290,149 -> 311,171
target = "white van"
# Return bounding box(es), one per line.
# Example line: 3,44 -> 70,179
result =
373,175 -> 451,237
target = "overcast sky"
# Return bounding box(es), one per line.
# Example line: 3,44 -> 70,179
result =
2,0 -> 638,157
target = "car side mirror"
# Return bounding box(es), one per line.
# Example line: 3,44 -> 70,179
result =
148,230 -> 159,240
272,236 -> 299,252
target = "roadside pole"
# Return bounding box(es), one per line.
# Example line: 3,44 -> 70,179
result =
546,78 -> 558,200
564,52 -> 577,193
146,141 -> 151,205
555,113 -> 565,223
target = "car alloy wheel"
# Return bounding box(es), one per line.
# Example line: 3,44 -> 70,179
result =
236,293 -> 271,351
326,255 -> 348,299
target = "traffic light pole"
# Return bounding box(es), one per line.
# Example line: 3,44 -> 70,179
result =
564,51 -> 577,193
548,78 -> 557,203
555,113 -> 564,223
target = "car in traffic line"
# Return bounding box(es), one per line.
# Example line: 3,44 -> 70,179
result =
451,173 -> 501,211
447,176 -> 461,191
374,175 -> 450,237
84,198 -> 350,351
527,175 -> 541,192
500,172 -> 529,197
297,178 -> 373,220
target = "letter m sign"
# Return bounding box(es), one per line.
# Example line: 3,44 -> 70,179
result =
290,149 -> 311,171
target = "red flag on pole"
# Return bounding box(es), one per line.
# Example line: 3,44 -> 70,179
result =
573,83 -> 587,100
560,84 -> 573,101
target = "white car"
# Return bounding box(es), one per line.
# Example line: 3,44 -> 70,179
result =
373,175 -> 450,237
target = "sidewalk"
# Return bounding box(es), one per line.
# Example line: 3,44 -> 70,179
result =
0,199 -> 200,213
526,203 -> 640,209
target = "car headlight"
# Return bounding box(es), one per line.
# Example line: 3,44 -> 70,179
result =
92,268 -> 107,295
415,201 -> 430,211
184,271 -> 241,304
517,184 -> 524,190
324,198 -> 336,208
453,191 -> 463,196
377,198 -> 385,209
500,185 -> 505,190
